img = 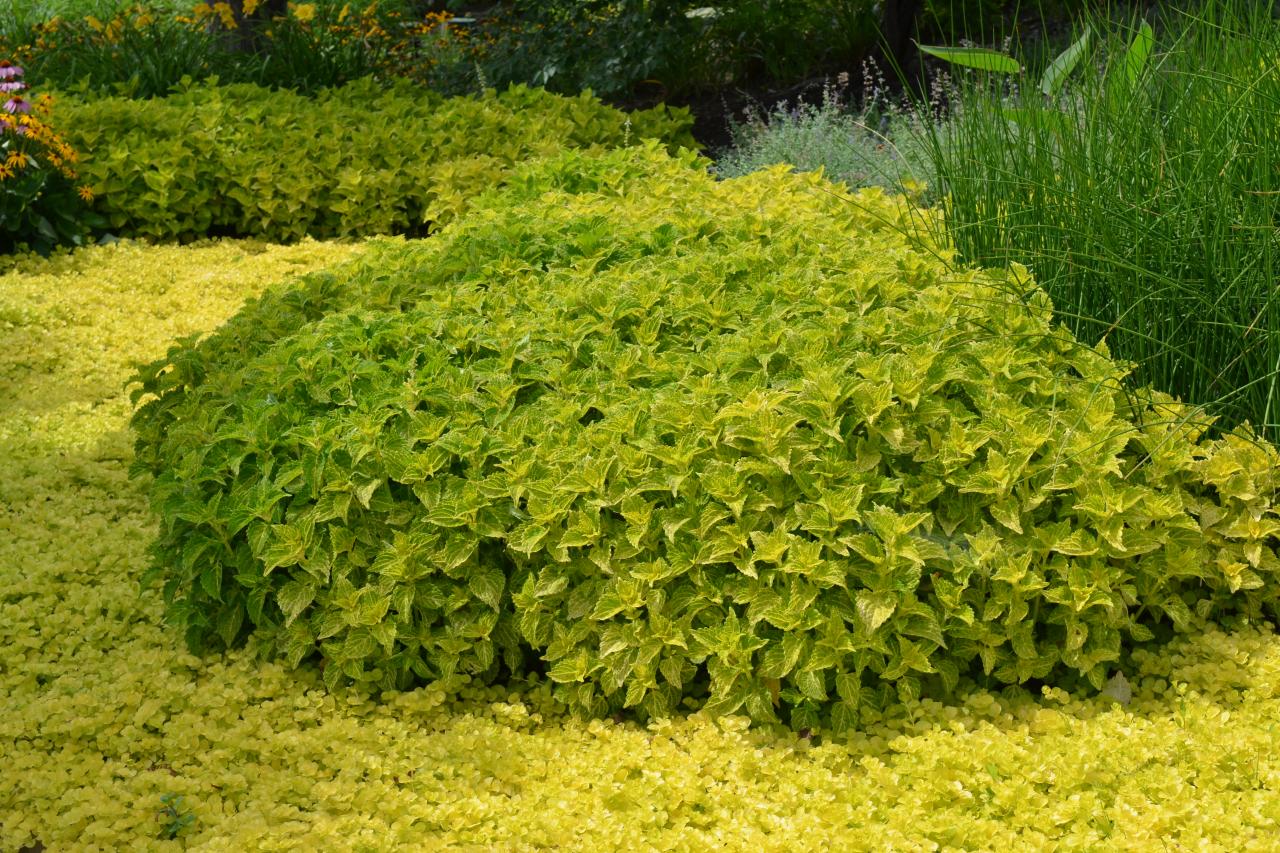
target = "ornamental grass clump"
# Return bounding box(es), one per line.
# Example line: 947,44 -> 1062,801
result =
130,144 -> 1280,734
911,0 -> 1280,444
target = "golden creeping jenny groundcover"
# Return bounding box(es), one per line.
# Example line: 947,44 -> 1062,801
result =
1,222 -> 1280,849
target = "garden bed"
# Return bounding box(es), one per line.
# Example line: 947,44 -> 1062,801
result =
4,2 -> 1280,847
2,233 -> 1279,853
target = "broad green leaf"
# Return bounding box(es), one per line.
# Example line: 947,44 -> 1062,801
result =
1127,621 -> 1154,642
354,478 -> 382,509
370,544 -> 408,581
659,654 -> 685,690
702,677 -> 751,717
990,500 -> 1023,533
589,588 -> 629,621
834,671 -> 861,706
282,624 -> 316,667
855,590 -> 897,632
322,658 -> 344,692
624,677 -> 648,708
744,686 -> 780,723
340,629 -> 378,661
507,521 -> 550,555
533,571 -> 570,599
277,578 -> 317,626
473,637 -> 495,669
258,518 -> 314,575
352,588 -> 391,626
896,675 -> 921,705
641,685 -> 674,719
901,608 -> 946,649
1040,26 -> 1092,96
794,668 -> 828,701
519,607 -> 550,647
1161,594 -> 1194,630
313,608 -> 347,641
390,584 -> 415,616
216,604 -> 244,648
439,534 -> 478,573
369,620 -> 398,654
829,700 -> 859,733
198,563 -> 223,601
598,624 -> 633,659
1124,21 -> 1155,86
467,564 -> 506,611
791,701 -> 820,733
1048,527 -> 1099,557
1008,622 -> 1038,660
898,637 -> 936,675
935,658 -> 959,694
917,43 -> 1022,74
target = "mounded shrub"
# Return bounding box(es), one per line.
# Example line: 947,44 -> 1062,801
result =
56,78 -> 696,242
130,144 -> 1280,732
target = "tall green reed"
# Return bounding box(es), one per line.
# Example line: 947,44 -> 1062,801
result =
913,0 -> 1280,443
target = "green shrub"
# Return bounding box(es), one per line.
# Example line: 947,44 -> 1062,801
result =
56,78 -> 696,242
130,144 -> 1280,733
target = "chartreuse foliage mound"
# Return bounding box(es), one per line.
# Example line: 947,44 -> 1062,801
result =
130,145 -> 1280,734
6,235 -> 1280,849
56,78 -> 695,242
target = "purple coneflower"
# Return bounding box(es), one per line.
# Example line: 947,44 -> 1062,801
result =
0,61 -> 23,80
4,96 -> 31,114
0,81 -> 26,93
